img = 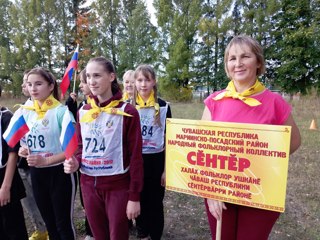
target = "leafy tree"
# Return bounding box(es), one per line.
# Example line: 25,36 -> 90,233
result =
75,10 -> 93,69
166,0 -> 202,88
0,0 -> 11,54
233,0 -> 281,87
1,0 -> 320,97
155,0 -> 202,101
118,0 -> 158,78
153,0 -> 174,71
6,0 -> 78,95
197,0 -> 233,94
58,0 -> 81,69
92,0 -> 122,69
0,0 -> 13,90
271,0 -> 319,94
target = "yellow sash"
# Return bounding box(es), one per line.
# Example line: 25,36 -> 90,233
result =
136,90 -> 159,115
213,80 -> 265,106
86,96 -> 93,105
122,92 -> 130,101
21,95 -> 60,119
80,99 -> 132,123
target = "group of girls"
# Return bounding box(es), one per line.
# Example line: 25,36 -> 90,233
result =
1,55 -> 170,240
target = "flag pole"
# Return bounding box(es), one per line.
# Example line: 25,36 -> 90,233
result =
72,44 -> 79,93
73,70 -> 77,93
216,218 -> 222,240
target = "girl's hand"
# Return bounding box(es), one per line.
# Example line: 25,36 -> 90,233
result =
70,92 -> 77,101
161,171 -> 166,187
63,156 -> 79,174
0,186 -> 10,207
207,199 -> 227,221
27,154 -> 46,167
18,146 -> 29,158
126,200 -> 140,220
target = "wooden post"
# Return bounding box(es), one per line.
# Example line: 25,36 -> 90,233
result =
216,218 -> 222,240
72,70 -> 77,93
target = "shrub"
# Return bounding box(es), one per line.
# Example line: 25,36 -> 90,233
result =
158,77 -> 193,102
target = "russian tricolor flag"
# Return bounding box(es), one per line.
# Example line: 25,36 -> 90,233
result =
60,45 -> 79,97
60,110 -> 78,159
3,112 -> 30,148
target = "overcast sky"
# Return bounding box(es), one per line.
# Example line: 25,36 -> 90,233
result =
146,0 -> 157,26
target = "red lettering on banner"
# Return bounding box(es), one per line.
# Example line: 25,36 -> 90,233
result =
181,167 -> 198,174
187,151 -> 250,172
228,190 -> 252,199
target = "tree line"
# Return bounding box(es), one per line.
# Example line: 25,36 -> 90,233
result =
0,0 -> 319,99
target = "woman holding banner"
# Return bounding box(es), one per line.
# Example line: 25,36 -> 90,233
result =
202,35 -> 301,239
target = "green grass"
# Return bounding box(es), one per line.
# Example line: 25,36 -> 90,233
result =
0,96 -> 28,111
170,102 -> 204,120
